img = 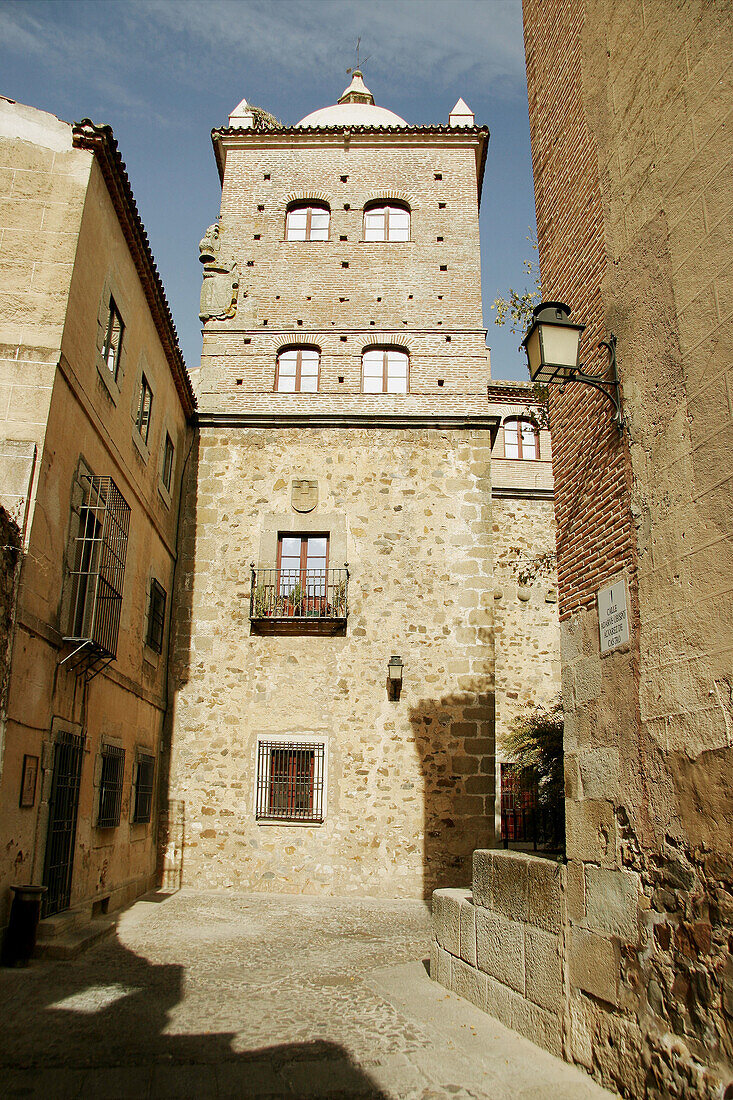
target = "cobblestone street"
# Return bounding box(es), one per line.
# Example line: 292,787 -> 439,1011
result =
0,890 -> 613,1098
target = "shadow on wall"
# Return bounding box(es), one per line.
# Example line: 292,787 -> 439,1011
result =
156,432 -> 199,893
410,676 -> 496,900
0,898 -> 388,1096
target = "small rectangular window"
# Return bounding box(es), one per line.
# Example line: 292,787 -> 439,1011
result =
162,433 -> 175,492
133,754 -> 155,824
256,742 -> 325,823
102,297 -> 124,380
147,578 -> 167,653
98,745 -> 125,828
136,374 -> 153,444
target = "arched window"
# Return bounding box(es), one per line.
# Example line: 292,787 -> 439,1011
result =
285,203 -> 330,241
503,417 -> 540,460
362,348 -> 409,394
363,202 -> 410,242
275,347 -> 320,392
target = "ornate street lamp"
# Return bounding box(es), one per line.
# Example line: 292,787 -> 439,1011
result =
521,302 -> 623,429
387,655 -> 404,701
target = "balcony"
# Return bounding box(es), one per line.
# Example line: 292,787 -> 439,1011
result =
250,566 -> 349,635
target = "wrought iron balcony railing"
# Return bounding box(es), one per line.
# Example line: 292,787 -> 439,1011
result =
250,565 -> 348,630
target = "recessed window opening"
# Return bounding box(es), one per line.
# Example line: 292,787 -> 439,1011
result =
363,202 -> 410,242
256,742 -> 325,823
98,745 -> 125,828
434,172 -> 443,180
275,347 -> 320,393
102,297 -> 124,380
135,374 -> 153,443
133,754 -> 155,824
504,417 -> 540,460
362,348 -> 408,394
162,433 -> 174,492
286,202 -> 330,241
147,578 -> 167,654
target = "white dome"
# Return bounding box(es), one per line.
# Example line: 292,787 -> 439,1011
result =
297,71 -> 406,128
298,102 -> 406,128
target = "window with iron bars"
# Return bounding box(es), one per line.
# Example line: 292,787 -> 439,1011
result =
146,578 -> 166,654
133,753 -> 155,824
98,745 -> 125,828
256,742 -> 325,823
66,476 -> 131,659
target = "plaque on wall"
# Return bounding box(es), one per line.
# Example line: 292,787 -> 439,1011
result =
598,577 -> 630,654
292,480 -> 318,513
19,754 -> 38,808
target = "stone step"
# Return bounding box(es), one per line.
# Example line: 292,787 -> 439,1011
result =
34,917 -> 116,960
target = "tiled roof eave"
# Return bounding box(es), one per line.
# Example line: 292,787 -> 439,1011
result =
72,119 -> 196,417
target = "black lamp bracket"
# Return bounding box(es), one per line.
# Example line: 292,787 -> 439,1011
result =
564,334 -> 623,430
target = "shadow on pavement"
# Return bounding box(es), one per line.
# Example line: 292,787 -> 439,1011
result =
0,918 -> 388,1098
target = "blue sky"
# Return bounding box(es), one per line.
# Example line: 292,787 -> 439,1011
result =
0,0 -> 536,381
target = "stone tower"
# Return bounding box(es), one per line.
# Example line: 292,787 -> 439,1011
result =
166,73 -> 499,898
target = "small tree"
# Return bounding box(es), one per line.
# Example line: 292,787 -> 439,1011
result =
501,697 -> 565,852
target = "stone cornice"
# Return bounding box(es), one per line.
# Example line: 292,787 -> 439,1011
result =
72,119 -> 196,418
196,411 -> 500,439
212,125 -> 490,206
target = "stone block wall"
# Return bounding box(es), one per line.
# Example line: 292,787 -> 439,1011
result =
432,850 -> 565,1058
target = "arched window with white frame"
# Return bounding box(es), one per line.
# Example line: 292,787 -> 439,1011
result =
363,202 -> 410,242
285,203 -> 330,241
362,348 -> 409,394
275,347 -> 320,392
503,417 -> 540,460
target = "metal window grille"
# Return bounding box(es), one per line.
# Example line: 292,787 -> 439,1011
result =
42,730 -> 85,917
256,742 -> 324,823
147,578 -> 166,653
133,753 -> 155,824
98,745 -> 125,828
102,296 -> 124,379
66,476 -> 130,660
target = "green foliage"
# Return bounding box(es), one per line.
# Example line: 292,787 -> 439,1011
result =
502,698 -> 564,847
491,232 -> 541,336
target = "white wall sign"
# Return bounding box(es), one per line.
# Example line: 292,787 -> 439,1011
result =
597,577 -> 630,654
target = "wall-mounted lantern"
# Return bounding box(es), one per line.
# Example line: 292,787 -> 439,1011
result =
521,301 -> 623,430
387,655 -> 404,701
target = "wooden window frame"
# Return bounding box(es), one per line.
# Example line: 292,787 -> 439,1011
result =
276,533 -> 330,578
135,373 -> 153,444
133,753 -> 155,824
147,578 -> 167,654
102,296 -> 125,381
363,202 -> 411,242
285,203 -> 331,242
361,348 -> 410,394
274,348 -> 321,393
161,433 -> 175,492
503,417 -> 540,460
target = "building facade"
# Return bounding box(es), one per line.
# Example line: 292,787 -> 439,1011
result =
163,76 -> 560,899
0,97 -> 195,929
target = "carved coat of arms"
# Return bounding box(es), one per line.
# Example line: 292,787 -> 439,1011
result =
292,480 -> 318,513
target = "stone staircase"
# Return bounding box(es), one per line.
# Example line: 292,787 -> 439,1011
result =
34,904 -> 117,960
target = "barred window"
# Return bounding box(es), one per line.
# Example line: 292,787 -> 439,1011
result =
256,742 -> 325,823
285,204 -> 330,241
135,373 -> 153,444
98,745 -> 125,828
66,475 -> 130,660
147,578 -> 166,653
503,417 -> 540,460
133,754 -> 155,824
102,296 -> 124,380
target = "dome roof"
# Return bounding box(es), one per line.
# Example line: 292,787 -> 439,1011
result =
297,71 -> 406,128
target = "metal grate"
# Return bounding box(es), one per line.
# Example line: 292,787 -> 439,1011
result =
66,475 -> 131,660
133,753 -> 155,823
250,567 -> 348,621
98,745 -> 125,828
256,742 -> 324,823
43,731 -> 85,917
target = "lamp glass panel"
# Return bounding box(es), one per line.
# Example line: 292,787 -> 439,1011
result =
524,325 -> 542,378
388,662 -> 403,680
540,323 -> 581,371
